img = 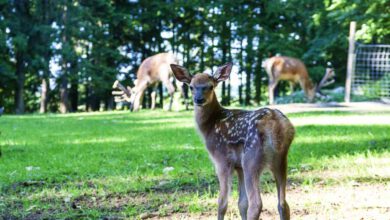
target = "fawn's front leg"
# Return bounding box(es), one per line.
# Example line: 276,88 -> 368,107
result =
215,161 -> 233,220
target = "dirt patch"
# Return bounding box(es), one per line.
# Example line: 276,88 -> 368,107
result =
155,183 -> 390,220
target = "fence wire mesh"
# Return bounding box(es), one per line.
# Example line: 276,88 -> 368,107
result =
352,44 -> 390,99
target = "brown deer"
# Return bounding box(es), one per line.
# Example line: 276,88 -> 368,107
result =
263,56 -> 335,104
171,63 -> 295,220
113,53 -> 189,111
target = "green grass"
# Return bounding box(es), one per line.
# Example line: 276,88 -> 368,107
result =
0,110 -> 389,219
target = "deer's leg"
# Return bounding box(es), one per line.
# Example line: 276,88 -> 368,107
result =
177,80 -> 189,110
133,90 -> 144,111
269,79 -> 278,105
237,168 -> 248,220
216,162 -> 233,220
150,90 -> 156,110
150,86 -> 157,110
131,81 -> 148,111
168,92 -> 174,111
243,155 -> 263,220
162,79 -> 175,111
289,82 -> 295,93
271,155 -> 290,220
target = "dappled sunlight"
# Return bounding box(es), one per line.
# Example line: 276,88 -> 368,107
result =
112,118 -> 194,129
63,137 -> 129,145
295,131 -> 387,144
0,140 -> 20,146
111,117 -> 194,124
291,114 -> 390,126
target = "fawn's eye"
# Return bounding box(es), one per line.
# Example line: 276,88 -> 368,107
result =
189,86 -> 194,90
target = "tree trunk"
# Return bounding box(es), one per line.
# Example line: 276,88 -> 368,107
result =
39,0 -> 52,113
59,3 -> 69,113
221,82 -> 227,105
59,76 -> 69,113
238,40 -> 244,105
105,95 -> 114,111
69,78 -> 78,112
200,33 -> 205,71
220,22 -> 227,105
15,55 -> 25,114
90,92 -> 100,111
39,77 -> 49,113
227,23 -> 232,105
227,79 -> 231,105
85,83 -> 90,111
245,36 -> 253,106
15,73 -> 25,114
254,41 -> 262,105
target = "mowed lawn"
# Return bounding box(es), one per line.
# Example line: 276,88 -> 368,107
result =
0,109 -> 389,219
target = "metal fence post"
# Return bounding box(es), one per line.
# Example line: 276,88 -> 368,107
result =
345,21 -> 356,103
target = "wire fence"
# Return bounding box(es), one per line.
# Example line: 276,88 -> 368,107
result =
352,44 -> 390,99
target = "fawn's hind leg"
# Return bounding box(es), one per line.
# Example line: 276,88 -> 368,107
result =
242,147 -> 266,220
271,155 -> 290,220
236,168 -> 248,220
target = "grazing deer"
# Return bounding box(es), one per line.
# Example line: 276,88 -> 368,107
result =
113,53 -> 189,111
263,56 -> 335,104
171,63 -> 295,220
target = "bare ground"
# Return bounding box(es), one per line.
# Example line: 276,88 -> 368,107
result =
154,182 -> 390,220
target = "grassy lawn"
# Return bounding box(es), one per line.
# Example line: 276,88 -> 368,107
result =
1,109 -> 389,219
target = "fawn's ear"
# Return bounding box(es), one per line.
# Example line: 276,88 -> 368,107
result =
170,64 -> 192,84
213,63 -> 233,82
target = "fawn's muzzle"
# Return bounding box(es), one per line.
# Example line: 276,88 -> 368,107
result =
194,97 -> 205,105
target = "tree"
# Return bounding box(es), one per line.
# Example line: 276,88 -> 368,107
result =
0,0 -> 388,113
5,0 -> 36,114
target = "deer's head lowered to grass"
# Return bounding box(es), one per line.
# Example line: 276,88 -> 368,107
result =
112,53 -> 189,111
171,63 -> 295,220
263,56 -> 335,104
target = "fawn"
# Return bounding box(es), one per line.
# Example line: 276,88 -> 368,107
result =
170,63 -> 295,220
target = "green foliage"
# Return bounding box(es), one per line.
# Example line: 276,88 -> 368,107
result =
0,0 -> 389,112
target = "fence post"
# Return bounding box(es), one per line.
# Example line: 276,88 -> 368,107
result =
345,21 -> 356,103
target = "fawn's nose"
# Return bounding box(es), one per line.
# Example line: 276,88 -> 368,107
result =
194,97 -> 205,105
